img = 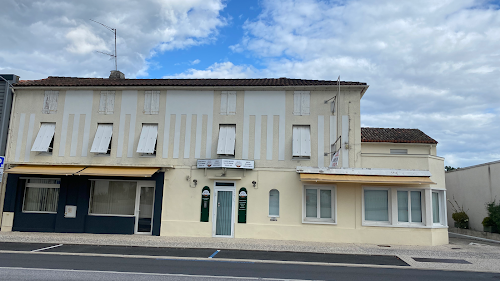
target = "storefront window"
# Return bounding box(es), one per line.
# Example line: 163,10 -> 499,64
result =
89,181 -> 137,216
23,178 -> 60,213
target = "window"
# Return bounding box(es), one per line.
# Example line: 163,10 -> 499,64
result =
99,91 -> 115,114
363,189 -> 390,223
90,124 -> 113,154
292,125 -> 311,158
23,178 -> 60,213
220,91 -> 236,115
293,91 -> 310,115
432,190 -> 446,225
390,149 -> 408,154
303,185 -> 335,223
31,123 -> 56,153
89,181 -> 137,216
42,91 -> 58,114
144,90 -> 160,114
217,124 -> 236,156
137,124 -> 158,155
397,190 -> 423,224
269,189 -> 279,217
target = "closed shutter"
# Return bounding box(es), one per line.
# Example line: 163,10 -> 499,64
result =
220,92 -> 228,115
137,124 -> 158,153
43,91 -> 58,114
99,91 -> 115,114
90,124 -> 113,153
217,125 -> 236,155
144,91 -> 152,114
227,91 -> 236,115
293,92 -> 301,115
300,92 -> 310,115
292,125 -> 311,157
31,123 -> 56,152
151,91 -> 160,114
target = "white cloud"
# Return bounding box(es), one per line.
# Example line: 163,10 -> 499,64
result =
191,59 -> 201,65
0,0 -> 227,79
164,62 -> 257,78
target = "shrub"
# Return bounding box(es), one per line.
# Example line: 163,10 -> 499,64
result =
482,216 -> 495,227
448,196 -> 469,229
486,201 -> 500,229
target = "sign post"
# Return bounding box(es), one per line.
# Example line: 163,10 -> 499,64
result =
0,156 -> 4,183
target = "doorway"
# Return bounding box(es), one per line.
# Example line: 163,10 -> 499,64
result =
212,182 -> 236,237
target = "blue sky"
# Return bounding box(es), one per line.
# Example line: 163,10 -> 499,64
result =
1,0 -> 500,168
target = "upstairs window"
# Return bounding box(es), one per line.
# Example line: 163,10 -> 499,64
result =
390,149 -> 408,154
220,91 -> 236,115
90,124 -> 113,155
144,90 -> 160,114
31,123 -> 56,153
217,124 -> 236,156
43,91 -> 58,114
99,91 -> 115,114
137,124 -> 158,155
293,91 -> 310,115
292,125 -> 311,158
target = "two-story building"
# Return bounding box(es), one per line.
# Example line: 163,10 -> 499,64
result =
0,73 -> 447,245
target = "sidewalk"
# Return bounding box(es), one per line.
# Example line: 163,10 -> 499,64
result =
0,231 -> 499,273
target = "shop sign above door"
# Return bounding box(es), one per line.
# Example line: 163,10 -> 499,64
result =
197,159 -> 254,169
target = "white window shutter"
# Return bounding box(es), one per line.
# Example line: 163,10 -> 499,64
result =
293,92 -> 301,115
301,126 -> 311,156
90,124 -> 113,153
224,125 -> 236,155
227,91 -> 236,115
301,92 -> 310,115
144,91 -> 152,114
106,92 -> 115,114
137,124 -> 158,153
217,125 -> 228,154
32,123 -> 56,152
220,92 -> 228,115
43,91 -> 58,114
151,91 -> 160,114
99,92 -> 107,114
292,126 -> 301,156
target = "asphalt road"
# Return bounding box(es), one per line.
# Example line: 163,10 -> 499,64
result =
0,252 -> 498,281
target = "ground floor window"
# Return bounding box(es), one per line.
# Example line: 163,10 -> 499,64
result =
89,181 -> 137,216
303,185 -> 336,224
432,190 -> 446,226
364,189 -> 389,223
397,190 -> 423,224
269,189 -> 280,217
23,178 -> 60,213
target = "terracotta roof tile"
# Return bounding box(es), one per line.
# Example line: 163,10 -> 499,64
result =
14,76 -> 367,87
361,127 -> 438,144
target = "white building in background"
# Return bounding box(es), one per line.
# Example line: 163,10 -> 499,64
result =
0,72 -> 448,245
446,160 -> 500,231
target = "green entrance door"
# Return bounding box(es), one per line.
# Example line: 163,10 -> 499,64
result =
213,182 -> 235,237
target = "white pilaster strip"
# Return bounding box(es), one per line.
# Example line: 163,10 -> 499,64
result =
15,113 -> 25,162
242,115 -> 250,159
254,115 -> 261,160
173,114 -> 181,159
127,112 -> 136,158
184,114 -> 192,158
59,113 -> 69,157
266,115 -> 273,160
317,115 -> 324,168
24,114 -> 35,162
70,114 -> 80,157
278,115 -> 285,161
162,114 -> 171,158
205,113 -> 213,158
194,114 -> 202,159
330,115 -> 337,149
82,114 -> 91,157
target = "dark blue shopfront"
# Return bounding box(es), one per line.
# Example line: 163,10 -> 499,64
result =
3,171 -> 164,235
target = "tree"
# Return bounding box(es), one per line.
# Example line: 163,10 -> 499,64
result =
445,166 -> 459,172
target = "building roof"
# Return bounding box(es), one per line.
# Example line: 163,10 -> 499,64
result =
14,76 -> 367,87
361,127 -> 438,144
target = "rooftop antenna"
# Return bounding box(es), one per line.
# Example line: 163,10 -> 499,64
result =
90,19 -> 117,71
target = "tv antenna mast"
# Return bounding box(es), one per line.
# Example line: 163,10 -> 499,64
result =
90,19 -> 117,71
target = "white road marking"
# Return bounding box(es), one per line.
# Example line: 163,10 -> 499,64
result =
31,244 -> 63,252
0,266 -> 312,280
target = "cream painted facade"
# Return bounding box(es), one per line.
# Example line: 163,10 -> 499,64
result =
1,79 -> 448,245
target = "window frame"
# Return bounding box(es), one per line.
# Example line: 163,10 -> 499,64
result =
136,123 -> 158,156
292,125 -> 311,159
143,90 -> 160,115
217,124 -> 236,156
99,91 -> 115,114
22,178 -> 61,214
362,187 -> 392,226
395,189 -> 425,226
90,123 -> 113,155
390,149 -> 408,155
268,189 -> 280,218
31,122 -> 56,154
42,90 -> 58,114
432,190 -> 447,227
302,184 -> 336,224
